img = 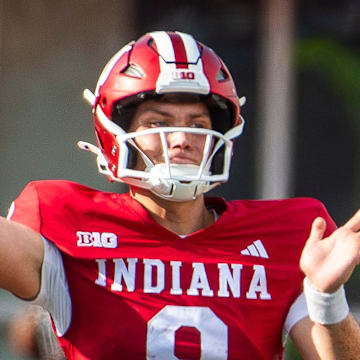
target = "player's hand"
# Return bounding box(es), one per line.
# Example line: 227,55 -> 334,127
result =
300,210 -> 360,293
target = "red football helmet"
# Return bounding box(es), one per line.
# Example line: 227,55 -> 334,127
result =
79,31 -> 245,201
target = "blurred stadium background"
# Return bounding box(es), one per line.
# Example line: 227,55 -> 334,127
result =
0,0 -> 359,358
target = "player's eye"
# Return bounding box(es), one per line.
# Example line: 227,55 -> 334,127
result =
148,120 -> 168,127
192,123 -> 204,128
190,122 -> 211,129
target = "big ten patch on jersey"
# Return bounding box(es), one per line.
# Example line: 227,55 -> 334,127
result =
77,231 -> 118,248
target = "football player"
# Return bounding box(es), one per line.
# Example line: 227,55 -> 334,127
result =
1,31 -> 360,359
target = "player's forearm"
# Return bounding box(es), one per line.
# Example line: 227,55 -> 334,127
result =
311,313 -> 360,359
0,216 -> 43,298
292,277 -> 360,359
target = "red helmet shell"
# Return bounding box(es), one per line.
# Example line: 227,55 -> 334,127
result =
92,31 -> 242,180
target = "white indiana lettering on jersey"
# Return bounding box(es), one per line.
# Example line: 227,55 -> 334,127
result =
94,258 -> 271,300
76,231 -> 118,248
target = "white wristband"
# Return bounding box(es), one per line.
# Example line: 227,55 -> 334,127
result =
303,277 -> 349,325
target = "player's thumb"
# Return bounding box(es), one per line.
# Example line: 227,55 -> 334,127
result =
307,217 -> 326,244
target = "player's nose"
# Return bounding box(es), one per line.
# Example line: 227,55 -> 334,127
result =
167,130 -> 192,150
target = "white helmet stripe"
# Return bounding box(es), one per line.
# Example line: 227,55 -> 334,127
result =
177,32 -> 207,77
150,31 -> 210,95
176,31 -> 201,63
177,32 -> 206,75
149,31 -> 176,73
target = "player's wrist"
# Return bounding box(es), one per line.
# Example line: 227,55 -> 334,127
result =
303,277 -> 349,325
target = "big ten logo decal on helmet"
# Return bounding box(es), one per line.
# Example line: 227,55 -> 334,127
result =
172,71 -> 195,80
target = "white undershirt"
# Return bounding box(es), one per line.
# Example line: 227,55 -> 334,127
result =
31,237 -> 71,336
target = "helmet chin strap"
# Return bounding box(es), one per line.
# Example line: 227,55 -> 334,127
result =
145,164 -> 218,202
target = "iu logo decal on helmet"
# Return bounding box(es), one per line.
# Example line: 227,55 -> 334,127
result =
78,31 -> 246,201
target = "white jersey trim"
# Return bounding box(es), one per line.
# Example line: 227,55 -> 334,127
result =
284,292 -> 309,333
30,237 -> 72,337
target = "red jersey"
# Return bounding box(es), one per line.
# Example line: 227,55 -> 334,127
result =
10,180 -> 336,360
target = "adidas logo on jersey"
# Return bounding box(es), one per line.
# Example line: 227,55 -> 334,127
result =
240,240 -> 269,259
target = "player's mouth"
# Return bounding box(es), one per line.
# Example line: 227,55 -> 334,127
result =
169,155 -> 199,165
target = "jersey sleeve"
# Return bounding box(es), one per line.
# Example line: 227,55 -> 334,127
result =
7,183 -> 72,336
31,237 -> 72,337
284,293 -> 308,333
7,182 -> 42,232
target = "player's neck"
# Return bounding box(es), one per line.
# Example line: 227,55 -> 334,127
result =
129,187 -> 214,236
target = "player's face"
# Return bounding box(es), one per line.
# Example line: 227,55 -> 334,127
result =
128,100 -> 212,170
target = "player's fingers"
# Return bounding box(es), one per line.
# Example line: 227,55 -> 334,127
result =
343,209 -> 360,232
307,217 -> 326,244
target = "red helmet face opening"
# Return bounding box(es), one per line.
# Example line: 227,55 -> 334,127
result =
111,92 -> 233,135
79,31 -> 245,201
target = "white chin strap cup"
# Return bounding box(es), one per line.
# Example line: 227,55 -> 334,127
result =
146,164 -> 218,201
